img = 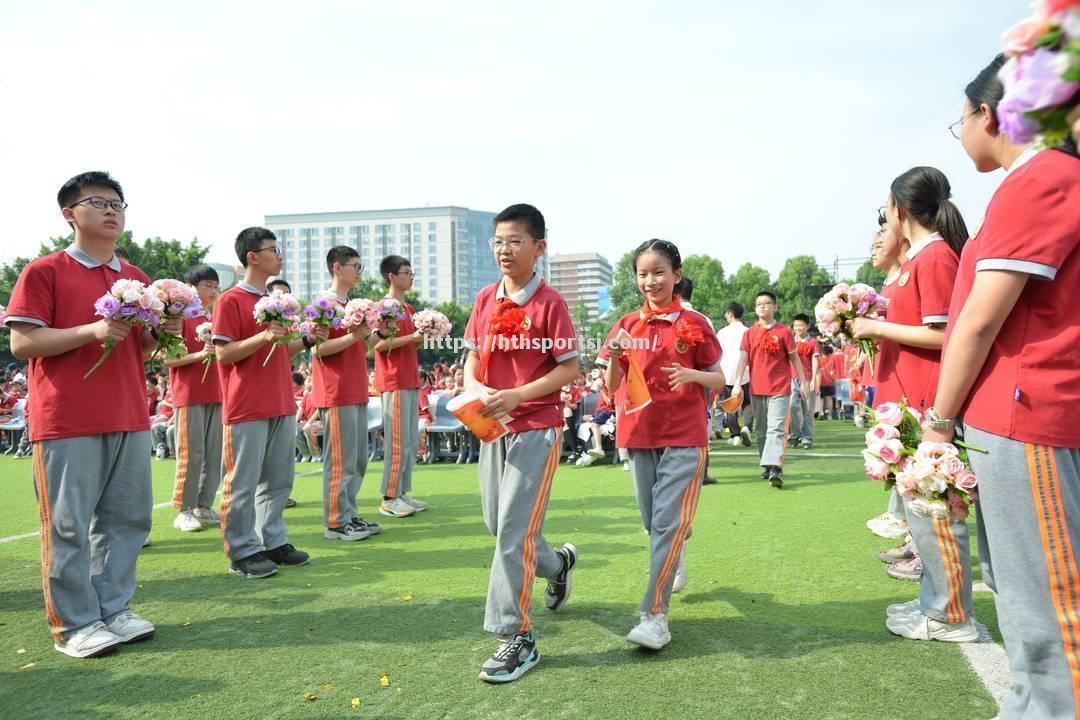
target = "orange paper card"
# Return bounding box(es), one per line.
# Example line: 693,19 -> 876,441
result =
447,389 -> 511,443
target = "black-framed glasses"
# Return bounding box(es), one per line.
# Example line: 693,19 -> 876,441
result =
949,109 -> 979,140
254,245 -> 282,257
69,196 -> 128,212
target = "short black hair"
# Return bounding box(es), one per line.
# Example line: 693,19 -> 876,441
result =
267,278 -> 291,293
57,171 -> 124,209
493,203 -> 546,240
291,372 -> 304,386
792,313 -> 811,325
379,255 -> 411,284
234,227 -> 277,267
327,245 -> 360,275
678,277 -> 694,302
184,264 -> 220,286
724,302 -> 744,319
756,290 -> 777,304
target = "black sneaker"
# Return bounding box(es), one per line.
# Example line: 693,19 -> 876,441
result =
760,468 -> 770,480
479,631 -> 540,683
702,475 -> 718,485
545,543 -> 577,612
229,552 -> 278,578
284,497 -> 297,508
768,467 -> 784,489
265,544 -> 310,566
352,516 -> 382,536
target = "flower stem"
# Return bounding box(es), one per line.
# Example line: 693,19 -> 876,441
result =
83,340 -> 116,380
263,341 -> 278,367
201,357 -> 213,383
955,439 -> 989,454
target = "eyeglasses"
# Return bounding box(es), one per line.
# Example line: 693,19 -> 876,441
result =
949,109 -> 979,140
69,196 -> 128,212
489,236 -> 528,252
392,270 -> 414,278
254,245 -> 282,257
343,262 -> 363,273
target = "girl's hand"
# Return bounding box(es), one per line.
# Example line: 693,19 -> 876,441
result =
312,324 -> 330,342
847,317 -> 880,340
922,425 -> 956,444
481,388 -> 522,419
161,316 -> 183,336
662,362 -> 696,390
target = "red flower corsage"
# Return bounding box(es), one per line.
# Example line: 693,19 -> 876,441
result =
796,342 -> 814,357
761,334 -> 783,355
488,301 -> 529,349
674,318 -> 704,348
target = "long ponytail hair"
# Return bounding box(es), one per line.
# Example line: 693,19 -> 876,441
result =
889,167 -> 969,257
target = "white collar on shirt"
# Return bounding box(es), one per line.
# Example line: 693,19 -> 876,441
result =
882,271 -> 900,287
638,309 -> 681,324
1006,146 -> 1041,176
65,245 -> 122,271
906,232 -> 943,261
237,281 -> 265,295
495,272 -> 542,305
326,290 -> 348,304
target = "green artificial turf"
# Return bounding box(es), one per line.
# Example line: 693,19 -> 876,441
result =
0,422 -> 999,719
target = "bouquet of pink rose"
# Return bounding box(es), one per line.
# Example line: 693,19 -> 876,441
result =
374,297 -> 407,338
412,309 -> 452,338
196,321 -> 215,383
302,291 -> 345,363
253,290 -> 302,366
84,278 -> 164,379
814,282 -> 889,375
342,298 -> 379,332
997,0 -> 1080,146
863,400 -> 983,521
150,279 -> 203,360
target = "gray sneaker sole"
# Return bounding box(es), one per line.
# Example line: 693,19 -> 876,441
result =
229,564 -> 278,579
479,650 -> 541,683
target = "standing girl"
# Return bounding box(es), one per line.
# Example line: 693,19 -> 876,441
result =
597,239 -> 725,649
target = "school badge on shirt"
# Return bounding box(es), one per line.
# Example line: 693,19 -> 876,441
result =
521,316 -> 532,331
898,271 -> 910,287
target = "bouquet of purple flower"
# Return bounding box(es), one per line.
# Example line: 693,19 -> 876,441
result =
84,279 -> 164,379
375,298 -> 407,338
150,279 -> 203,360
253,290 -> 302,366
302,291 -> 345,364
195,321 -> 215,383
998,0 -> 1080,145
814,282 -> 889,375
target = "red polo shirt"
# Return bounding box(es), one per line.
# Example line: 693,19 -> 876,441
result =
374,298 -> 420,392
4,248 -> 151,442
170,313 -> 223,408
791,336 -> 819,381
212,283 -> 296,425
312,292 -> 369,408
463,274 -> 578,433
741,322 -> 797,396
946,149 -> 1080,447
597,308 -> 722,448
874,236 -> 958,411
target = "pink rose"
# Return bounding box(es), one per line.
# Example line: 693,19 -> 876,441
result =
866,439 -> 885,457
1002,18 -> 1050,57
947,490 -> 970,522
1042,0 -> 1080,21
895,456 -> 914,475
875,402 -> 903,427
878,439 -> 904,465
938,456 -> 965,478
834,300 -> 852,314
916,441 -> 959,466
895,473 -> 919,497
954,469 -> 978,491
863,452 -> 890,481
866,423 -> 901,443
816,308 -> 836,324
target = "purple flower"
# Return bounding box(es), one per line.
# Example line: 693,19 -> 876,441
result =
316,298 -> 331,310
95,296 -> 121,318
998,48 -> 1080,142
857,299 -> 871,315
998,94 -> 1044,143
305,307 -> 319,319
118,305 -> 138,319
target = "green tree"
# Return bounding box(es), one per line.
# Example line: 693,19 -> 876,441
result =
775,255 -> 832,321
855,260 -> 888,288
346,277 -> 385,301
727,263 -> 772,317
680,255 -> 728,322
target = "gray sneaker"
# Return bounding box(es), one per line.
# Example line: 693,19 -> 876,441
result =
885,556 -> 923,582
105,610 -> 156,643
878,542 -> 916,564
54,621 -> 123,659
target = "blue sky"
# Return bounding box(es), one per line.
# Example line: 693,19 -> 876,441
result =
0,0 -> 1025,278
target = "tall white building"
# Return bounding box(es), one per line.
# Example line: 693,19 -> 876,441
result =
264,206 -> 549,305
549,252 -> 613,321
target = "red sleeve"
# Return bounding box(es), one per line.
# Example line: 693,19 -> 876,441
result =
977,164 -> 1080,279
917,247 -> 958,325
596,321 -> 620,366
740,327 -> 752,353
693,317 -> 722,371
5,258 -> 55,327
810,338 -> 820,356
212,292 -> 245,342
546,295 -> 578,363
782,327 -> 796,353
463,290 -> 486,354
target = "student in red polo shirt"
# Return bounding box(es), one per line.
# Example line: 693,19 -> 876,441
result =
310,245 -> 379,542
731,291 -> 809,487
373,255 -> 426,518
213,227 -> 325,579
788,313 -> 819,449
923,56 -> 1080,717
164,264 -> 223,534
849,166 -> 974,643
462,204 -> 579,683
598,239 -> 724,651
6,171 -> 181,658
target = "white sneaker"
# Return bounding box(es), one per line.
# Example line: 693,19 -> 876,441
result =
886,598 -> 921,617
729,436 -> 740,446
379,498 -> 416,517
172,510 -> 203,533
865,512 -> 894,531
192,507 -> 221,524
671,549 -> 687,594
626,612 -> 671,650
587,448 -> 605,459
872,518 -> 909,539
401,495 -> 428,512
324,524 -> 370,541
886,613 -> 978,643
623,461 -> 630,471
54,621 -> 124,658
105,610 -> 156,643
579,454 -> 597,467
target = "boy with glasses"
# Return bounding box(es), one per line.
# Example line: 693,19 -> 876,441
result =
6,171 -> 181,657
311,246 -> 380,541
373,255 -> 426,518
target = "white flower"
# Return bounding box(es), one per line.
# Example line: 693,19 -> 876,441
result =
1061,7 -> 1080,41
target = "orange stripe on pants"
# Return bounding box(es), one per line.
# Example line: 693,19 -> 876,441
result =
219,425 -> 236,558
172,406 -> 189,510
33,445 -> 65,642
327,407 -> 344,526
516,430 -> 562,633
1027,444 -> 1080,707
386,392 -> 403,498
651,447 -> 707,615
932,516 -> 966,624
